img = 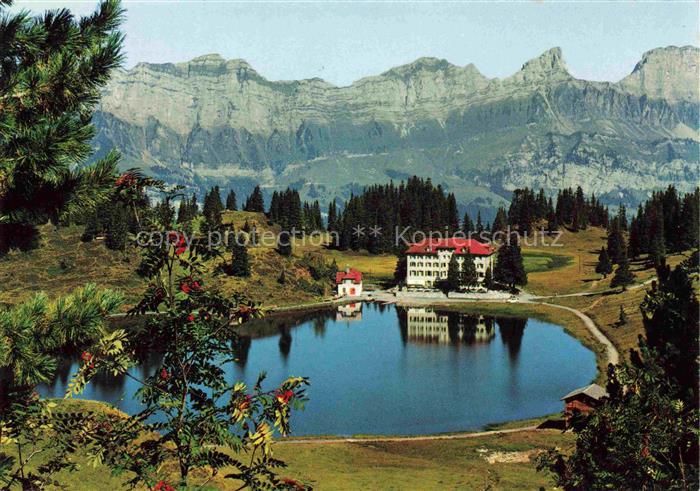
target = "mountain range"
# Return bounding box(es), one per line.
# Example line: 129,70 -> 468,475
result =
92,46 -> 699,216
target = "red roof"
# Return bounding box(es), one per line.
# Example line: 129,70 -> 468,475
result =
336,268 -> 362,284
405,238 -> 495,256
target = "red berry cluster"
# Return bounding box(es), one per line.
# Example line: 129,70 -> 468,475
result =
238,394 -> 252,411
179,277 -> 201,294
115,172 -> 137,188
275,389 -> 294,405
81,351 -> 95,369
167,231 -> 187,255
281,477 -> 305,490
153,481 -> 175,491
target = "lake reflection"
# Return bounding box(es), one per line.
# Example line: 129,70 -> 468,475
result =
39,303 -> 596,436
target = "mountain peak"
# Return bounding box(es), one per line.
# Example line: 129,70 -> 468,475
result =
505,47 -> 571,84
382,57 -> 455,78
619,45 -> 699,102
190,53 -> 225,63
521,47 -> 567,74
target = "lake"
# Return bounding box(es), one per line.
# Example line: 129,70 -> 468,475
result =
39,303 -> 597,436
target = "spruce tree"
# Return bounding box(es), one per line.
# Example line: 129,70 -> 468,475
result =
494,238 -> 527,291
177,198 -> 190,224
225,189 -> 237,211
607,218 -> 625,264
679,189 -> 699,250
484,266 -> 495,290
491,207 -> 508,235
393,250 -> 407,285
0,0 -> 125,254
611,253 -> 635,290
105,203 -> 128,251
154,199 -> 175,229
476,211 -> 484,236
203,186 -> 223,228
244,186 -> 265,212
618,305 -> 627,326
463,212 -> 474,236
442,254 -> 462,293
327,200 -> 338,232
229,232 -> 251,277
648,204 -> 666,268
461,253 -> 478,291
81,211 -> 101,242
189,193 -> 199,217
595,247 -> 613,278
446,194 -> 460,234
277,231 -> 293,257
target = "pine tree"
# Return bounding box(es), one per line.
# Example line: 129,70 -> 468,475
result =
648,203 -> 666,268
476,211 -> 484,236
484,266 -> 495,290
611,252 -> 635,290
446,194 -> 460,234
679,189 -> 699,250
607,218 -> 625,264
494,238 -> 527,291
81,211 -> 101,242
393,250 -> 407,285
203,186 -> 223,228
229,232 -> 251,277
177,198 -> 190,224
189,193 -> 199,218
0,0 -> 125,254
277,231 -> 293,257
105,203 -> 129,251
244,186 -> 265,212
463,212 -> 474,236
617,203 -> 628,231
461,253 -> 478,291
491,207 -> 508,235
327,200 -> 338,232
154,199 -> 175,229
441,254 -> 462,293
225,190 -> 237,211
595,247 -> 613,278
618,305 -> 628,326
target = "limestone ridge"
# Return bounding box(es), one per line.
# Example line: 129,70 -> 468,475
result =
92,46 -> 700,214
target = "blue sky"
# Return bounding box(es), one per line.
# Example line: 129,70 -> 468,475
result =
14,1 -> 700,86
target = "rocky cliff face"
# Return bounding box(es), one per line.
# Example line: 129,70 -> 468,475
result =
93,46 -> 699,214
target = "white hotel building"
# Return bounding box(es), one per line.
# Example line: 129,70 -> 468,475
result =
405,238 -> 495,288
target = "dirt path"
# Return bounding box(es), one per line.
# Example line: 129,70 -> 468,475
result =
536,301 -> 620,365
277,425 -> 540,445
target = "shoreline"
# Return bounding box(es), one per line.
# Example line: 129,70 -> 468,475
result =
99,292 -> 615,440
267,291 -> 619,368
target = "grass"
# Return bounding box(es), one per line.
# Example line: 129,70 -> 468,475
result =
0,220 -> 331,309
543,250 -> 692,361
522,250 -> 572,273
271,430 -> 571,490
1,399 -> 570,490
523,227 -> 608,296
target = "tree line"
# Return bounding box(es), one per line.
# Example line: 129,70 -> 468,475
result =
328,176 -> 460,253
596,185 -> 698,290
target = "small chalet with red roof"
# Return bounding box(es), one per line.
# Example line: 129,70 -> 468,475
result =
405,238 -> 495,288
336,267 -> 363,297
